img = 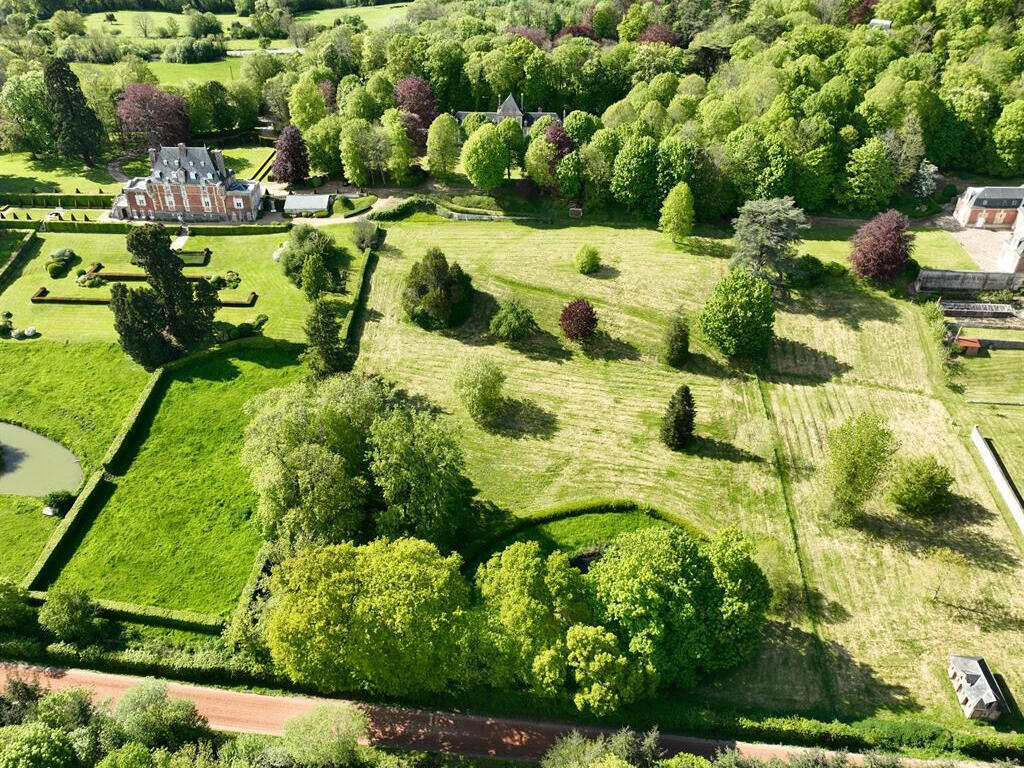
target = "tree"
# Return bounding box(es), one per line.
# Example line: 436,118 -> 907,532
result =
849,210 -> 915,282
382,107 -> 414,184
288,74 -> 328,132
574,245 -> 601,275
401,248 -> 473,329
610,135 -> 659,212
37,588 -> 101,644
698,268 -> 775,358
127,224 -> 205,344
280,224 -> 344,287
394,76 -> 437,134
659,182 -> 695,243
661,385 -> 695,450
340,118 -> 373,187
44,58 -> 105,166
824,412 -> 898,519
454,356 -> 505,424
496,117 -> 525,178
301,252 -> 331,301
994,100 -> 1024,173
113,680 -> 209,750
116,83 -> 190,149
546,122 -> 575,160
282,705 -> 367,768
0,72 -> 54,156
369,409 -> 473,550
96,743 -> 156,768
461,123 -> 507,190
563,111 -> 602,145
427,113 -> 461,179
888,456 -> 954,518
617,2 -> 650,41
273,125 -> 310,186
0,723 -> 76,768
731,197 -> 808,288
489,298 -> 537,342
110,283 -> 177,370
566,624 -> 645,716
303,299 -> 345,380
304,114 -> 346,178
36,688 -> 96,732
229,81 -> 261,131
560,298 -> 598,341
266,538 -> 470,696
839,137 -> 898,212
0,578 -> 29,630
524,138 -> 558,190
663,308 -> 689,368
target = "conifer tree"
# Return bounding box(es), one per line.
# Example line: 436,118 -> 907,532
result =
301,251 -> 331,300
110,283 -> 177,370
126,224 -> 195,342
303,299 -> 345,379
44,58 -> 105,167
661,385 -> 696,450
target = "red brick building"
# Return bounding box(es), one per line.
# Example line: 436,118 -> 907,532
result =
112,144 -> 263,223
953,186 -> 1023,229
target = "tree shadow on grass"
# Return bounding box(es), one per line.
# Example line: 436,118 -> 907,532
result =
442,290 -> 499,348
689,435 -> 764,463
765,338 -> 852,384
852,494 -> 1019,572
782,276 -> 901,330
773,580 -> 852,625
589,265 -> 620,280
484,397 -> 558,440
581,330 -> 640,361
685,236 -> 733,259
685,351 -> 743,380
509,328 -> 573,363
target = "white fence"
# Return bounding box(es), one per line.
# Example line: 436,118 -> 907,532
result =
971,425 -> 1024,536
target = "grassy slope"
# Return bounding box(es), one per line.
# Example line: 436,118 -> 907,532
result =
52,344 -> 304,614
356,218 -> 1024,725
0,231 -> 310,343
0,496 -> 56,581
0,153 -> 115,194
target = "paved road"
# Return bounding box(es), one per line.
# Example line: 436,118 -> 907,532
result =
0,663 -> 982,766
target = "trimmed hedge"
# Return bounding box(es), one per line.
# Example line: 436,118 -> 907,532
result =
219,291 -> 258,307
0,219 -> 40,231
0,229 -> 37,295
340,249 -> 374,346
101,367 -> 166,472
339,195 -> 378,218
22,470 -> 109,591
0,193 -> 113,207
31,287 -> 109,304
44,221 -> 130,234
188,223 -> 291,235
39,221 -> 292,236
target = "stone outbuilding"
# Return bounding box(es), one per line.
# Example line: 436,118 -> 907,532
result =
948,655 -> 1007,721
953,186 -> 1024,229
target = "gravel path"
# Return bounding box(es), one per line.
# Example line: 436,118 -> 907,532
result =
0,663 -> 990,766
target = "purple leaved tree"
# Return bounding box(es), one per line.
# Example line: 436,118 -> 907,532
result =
116,83 -> 191,150
273,125 -> 310,186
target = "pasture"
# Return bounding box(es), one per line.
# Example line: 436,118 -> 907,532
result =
355,217 -> 1024,723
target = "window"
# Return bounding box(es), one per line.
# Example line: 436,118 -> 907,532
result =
233,197 -> 244,209
134,194 -> 146,206
163,185 -> 175,210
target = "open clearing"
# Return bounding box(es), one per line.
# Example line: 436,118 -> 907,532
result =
355,218 -> 1024,725
0,153 -> 116,194
73,58 -> 243,87
50,343 -> 304,614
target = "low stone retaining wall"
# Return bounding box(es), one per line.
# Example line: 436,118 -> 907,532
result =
971,426 -> 1024,537
916,268 -> 1024,294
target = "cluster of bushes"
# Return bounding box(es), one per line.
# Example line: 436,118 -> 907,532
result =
45,248 -> 77,278
279,224 -> 348,294
206,270 -> 241,290
211,314 -> 269,343
161,35 -> 225,63
401,247 -> 473,329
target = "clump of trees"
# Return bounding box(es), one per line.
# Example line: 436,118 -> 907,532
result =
661,385 -> 696,450
699,268 -> 774,358
560,298 -> 598,341
110,224 -> 219,370
849,210 -> 915,282
489,298 -> 537,342
280,224 -> 346,290
401,247 -> 473,329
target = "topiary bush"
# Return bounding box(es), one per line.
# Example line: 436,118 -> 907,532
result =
663,307 -> 690,368
560,298 -> 598,341
489,298 -> 537,342
574,244 -> 601,275
401,247 -> 473,329
661,384 -> 695,450
888,455 -> 954,518
453,356 -> 506,424
42,490 -> 75,517
45,248 -> 77,279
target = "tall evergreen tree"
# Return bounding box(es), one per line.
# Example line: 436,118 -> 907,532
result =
44,58 -> 105,167
661,385 -> 696,450
109,283 -> 177,370
191,278 -> 220,342
273,124 -> 311,186
126,224 -> 197,342
301,251 -> 331,300
303,299 -> 345,379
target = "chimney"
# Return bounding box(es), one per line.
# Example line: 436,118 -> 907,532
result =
177,143 -> 187,161
212,149 -> 227,178
148,147 -> 158,168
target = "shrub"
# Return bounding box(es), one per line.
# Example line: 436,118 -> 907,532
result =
825,413 -> 898,520
354,220 -> 379,251
45,248 -> 76,278
560,298 -> 598,341
280,225 -> 343,288
849,210 -> 915,282
0,577 -> 30,630
454,356 -> 506,423
661,385 -> 696,450
42,490 -> 75,516
113,680 -> 210,750
663,308 -> 690,368
38,589 -> 102,644
489,298 -> 537,342
574,244 -> 601,275
699,268 -> 775,358
36,688 -> 96,732
282,704 -> 367,768
888,456 -> 954,518
401,247 -> 473,329
0,722 -> 76,768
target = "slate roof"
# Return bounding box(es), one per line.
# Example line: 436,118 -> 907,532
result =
950,655 -> 1006,712
150,145 -> 229,185
284,194 -> 332,213
963,186 -> 1024,209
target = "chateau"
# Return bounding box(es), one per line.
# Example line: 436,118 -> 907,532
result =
111,144 -> 263,223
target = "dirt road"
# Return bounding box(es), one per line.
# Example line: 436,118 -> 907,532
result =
0,663 -> 977,765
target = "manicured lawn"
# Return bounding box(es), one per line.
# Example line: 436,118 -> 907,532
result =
357,217 -> 1024,724
0,152 -> 116,194
73,58 -> 243,87
0,227 -> 367,343
801,227 -> 975,271
0,496 -> 57,581
121,145 -> 273,181
51,343 -> 304,614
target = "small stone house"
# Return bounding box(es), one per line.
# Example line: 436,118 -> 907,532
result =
455,94 -> 559,133
948,655 -> 1006,721
953,186 -> 1024,229
112,144 -> 263,223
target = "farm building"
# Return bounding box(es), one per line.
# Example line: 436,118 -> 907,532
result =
948,655 -> 1006,721
111,144 -> 263,223
455,94 -> 559,132
953,186 -> 1024,229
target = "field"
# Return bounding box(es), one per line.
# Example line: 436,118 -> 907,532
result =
49,343 -> 304,614
73,58 -> 243,87
355,217 -> 1024,724
0,152 -> 116,194
0,229 -> 320,343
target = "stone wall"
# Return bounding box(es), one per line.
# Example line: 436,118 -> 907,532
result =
915,268 -> 1024,293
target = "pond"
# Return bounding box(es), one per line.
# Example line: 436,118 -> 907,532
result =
0,422 -> 83,497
